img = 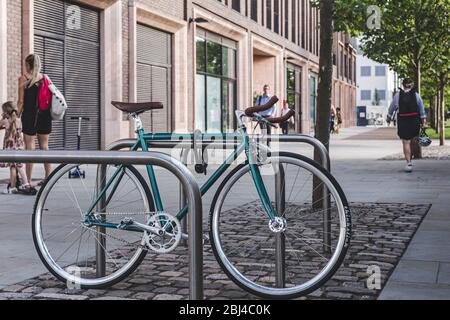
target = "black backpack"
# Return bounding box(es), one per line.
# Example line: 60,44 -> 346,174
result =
399,89 -> 419,116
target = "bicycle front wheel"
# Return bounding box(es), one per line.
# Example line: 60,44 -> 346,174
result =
32,164 -> 153,289
209,152 -> 351,299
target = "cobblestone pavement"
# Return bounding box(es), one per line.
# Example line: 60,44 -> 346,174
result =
0,202 -> 430,300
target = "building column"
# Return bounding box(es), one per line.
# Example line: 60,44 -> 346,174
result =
22,0 -> 34,67
0,0 -> 7,103
101,0 -> 123,149
128,0 -> 137,137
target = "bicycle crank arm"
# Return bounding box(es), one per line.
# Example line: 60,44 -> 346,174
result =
180,233 -> 210,245
120,219 -> 167,236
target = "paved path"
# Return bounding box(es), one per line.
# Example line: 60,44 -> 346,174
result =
0,126 -> 449,299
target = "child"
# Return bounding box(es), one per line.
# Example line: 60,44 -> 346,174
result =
0,102 -> 36,195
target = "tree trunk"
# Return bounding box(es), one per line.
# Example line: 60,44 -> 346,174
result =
411,64 -> 422,158
430,96 -> 435,130
313,0 -> 334,210
315,0 -> 333,154
439,75 -> 446,146
436,91 -> 441,132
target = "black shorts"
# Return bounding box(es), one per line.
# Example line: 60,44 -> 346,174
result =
21,109 -> 52,136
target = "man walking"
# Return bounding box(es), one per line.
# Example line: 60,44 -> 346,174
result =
256,84 -> 277,135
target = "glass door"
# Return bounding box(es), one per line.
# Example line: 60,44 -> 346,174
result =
309,75 -> 317,133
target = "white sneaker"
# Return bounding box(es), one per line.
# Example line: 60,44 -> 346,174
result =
2,187 -> 18,194
404,163 -> 413,173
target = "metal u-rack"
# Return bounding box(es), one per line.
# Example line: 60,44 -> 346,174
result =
0,150 -> 204,300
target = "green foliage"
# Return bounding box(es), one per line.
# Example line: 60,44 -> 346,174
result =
359,1 -> 450,83
426,121 -> 450,139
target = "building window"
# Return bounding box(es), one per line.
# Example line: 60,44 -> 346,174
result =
375,66 -> 386,76
315,9 -> 319,55
301,0 -> 305,48
361,90 -> 371,101
251,0 -> 258,21
266,0 -> 272,30
292,0 -> 296,44
287,68 -> 296,109
361,66 -> 371,77
377,90 -> 386,101
196,31 -> 237,133
309,75 -> 317,131
344,55 -> 348,78
287,66 -> 301,131
232,0 -> 241,11
274,0 -> 280,34
284,0 -> 289,39
349,56 -> 352,81
309,3 -> 313,50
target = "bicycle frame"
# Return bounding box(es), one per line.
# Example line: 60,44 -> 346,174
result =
85,111 -> 277,231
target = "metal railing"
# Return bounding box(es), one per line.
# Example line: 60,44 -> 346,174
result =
0,150 -> 204,300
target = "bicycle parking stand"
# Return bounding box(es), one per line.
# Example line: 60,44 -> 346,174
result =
275,164 -> 286,288
107,134 -> 332,292
95,164 -> 107,278
0,150 -> 204,300
108,134 -> 332,246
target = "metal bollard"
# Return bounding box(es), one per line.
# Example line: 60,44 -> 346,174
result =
179,148 -> 189,246
95,164 -> 107,277
274,163 -> 286,288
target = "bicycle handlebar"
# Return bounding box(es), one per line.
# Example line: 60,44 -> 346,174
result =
244,96 -> 279,116
266,109 -> 295,124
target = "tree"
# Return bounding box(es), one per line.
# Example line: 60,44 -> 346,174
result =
311,0 -> 371,214
360,0 -> 450,155
312,0 -> 370,157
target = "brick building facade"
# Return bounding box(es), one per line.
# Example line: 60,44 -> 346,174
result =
1,0 -> 357,149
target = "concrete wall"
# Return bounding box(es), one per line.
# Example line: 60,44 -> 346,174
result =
6,0 -> 22,103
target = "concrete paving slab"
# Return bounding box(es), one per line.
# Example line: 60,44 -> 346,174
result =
389,260 -> 439,284
379,281 -> 450,300
437,263 -> 450,285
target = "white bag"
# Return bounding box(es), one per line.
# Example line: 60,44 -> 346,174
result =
47,76 -> 68,121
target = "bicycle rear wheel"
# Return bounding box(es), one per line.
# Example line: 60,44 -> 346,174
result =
209,152 -> 351,299
32,164 -> 153,289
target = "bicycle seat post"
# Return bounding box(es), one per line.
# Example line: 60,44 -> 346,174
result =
130,113 -> 143,133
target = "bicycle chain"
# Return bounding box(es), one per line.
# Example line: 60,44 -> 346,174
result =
81,223 -> 147,250
82,211 -> 155,251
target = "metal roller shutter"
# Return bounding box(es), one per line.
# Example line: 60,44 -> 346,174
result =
137,24 -> 172,133
34,0 -> 100,150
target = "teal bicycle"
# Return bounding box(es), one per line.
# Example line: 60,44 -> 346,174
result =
32,97 -> 351,299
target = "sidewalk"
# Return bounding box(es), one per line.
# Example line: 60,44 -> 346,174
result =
0,126 -> 449,299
